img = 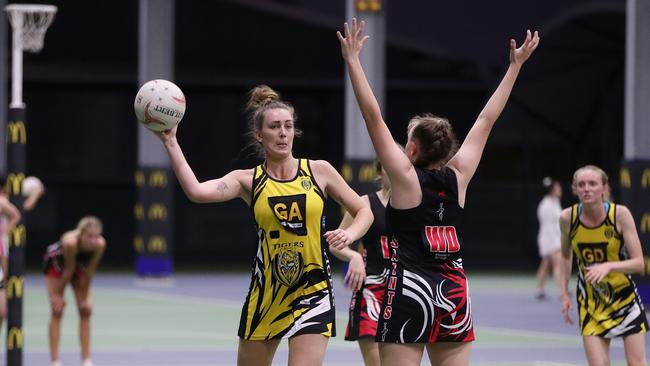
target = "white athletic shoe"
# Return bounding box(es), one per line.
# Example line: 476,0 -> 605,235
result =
82,359 -> 94,366
51,361 -> 62,366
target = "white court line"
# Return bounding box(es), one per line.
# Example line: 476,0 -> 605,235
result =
22,327 -> 234,339
97,287 -> 244,308
30,364 -> 362,366
25,283 -> 245,308
21,341 -> 359,354
478,326 -> 588,343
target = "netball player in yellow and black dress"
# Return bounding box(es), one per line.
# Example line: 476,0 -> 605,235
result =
560,165 -> 647,366
155,85 -> 372,366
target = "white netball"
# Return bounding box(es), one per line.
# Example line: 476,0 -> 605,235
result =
134,79 -> 186,132
22,176 -> 43,196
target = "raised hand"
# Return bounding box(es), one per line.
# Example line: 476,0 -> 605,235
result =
155,124 -> 178,145
337,17 -> 370,62
509,29 -> 540,66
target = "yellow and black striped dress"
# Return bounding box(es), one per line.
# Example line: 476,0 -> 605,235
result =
570,202 -> 648,337
238,159 -> 335,340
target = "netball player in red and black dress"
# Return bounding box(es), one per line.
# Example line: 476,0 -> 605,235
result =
337,19 -> 539,366
43,216 -> 106,366
331,161 -> 391,366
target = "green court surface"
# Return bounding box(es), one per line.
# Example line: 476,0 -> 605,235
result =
1,272 -> 643,365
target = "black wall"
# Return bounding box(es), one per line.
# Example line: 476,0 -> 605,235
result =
8,0 -> 626,271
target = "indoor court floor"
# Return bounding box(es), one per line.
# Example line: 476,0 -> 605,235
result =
4,272 -> 645,366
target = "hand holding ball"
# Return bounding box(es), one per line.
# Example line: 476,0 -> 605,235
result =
134,79 -> 186,132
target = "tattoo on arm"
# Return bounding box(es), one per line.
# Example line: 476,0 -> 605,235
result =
217,181 -> 229,197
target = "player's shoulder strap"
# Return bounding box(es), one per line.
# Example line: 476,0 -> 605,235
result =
251,163 -> 268,207
570,203 -> 581,235
301,159 -> 325,200
367,191 -> 379,205
605,202 -> 616,227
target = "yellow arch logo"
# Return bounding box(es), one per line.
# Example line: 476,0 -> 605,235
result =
134,170 -> 145,187
149,170 -> 168,188
148,236 -> 167,253
641,213 -> 650,234
341,164 -> 352,183
6,276 -> 23,299
7,327 -> 23,350
148,203 -> 168,220
5,173 -> 25,196
9,224 -> 26,247
134,204 -> 144,220
355,0 -> 382,12
133,236 -> 144,253
642,169 -> 650,189
620,168 -> 631,189
7,121 -> 26,144
358,163 -> 376,183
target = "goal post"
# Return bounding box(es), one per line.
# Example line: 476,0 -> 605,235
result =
3,4 -> 56,365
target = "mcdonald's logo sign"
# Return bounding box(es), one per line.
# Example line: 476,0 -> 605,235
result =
9,224 -> 26,247
135,170 -> 145,187
355,0 -> 382,12
134,204 -> 144,220
642,169 -> 650,189
133,236 -> 144,253
620,168 -> 631,189
358,163 -> 376,183
641,213 -> 650,234
148,236 -> 167,253
148,203 -> 168,220
341,164 -> 352,183
7,327 -> 23,350
149,170 -> 168,188
5,173 -> 24,196
6,276 -> 24,299
7,121 -> 26,144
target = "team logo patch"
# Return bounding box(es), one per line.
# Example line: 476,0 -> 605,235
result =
268,194 -> 308,236
435,203 -> 445,221
604,228 -> 614,239
272,248 -> 304,287
301,178 -> 312,191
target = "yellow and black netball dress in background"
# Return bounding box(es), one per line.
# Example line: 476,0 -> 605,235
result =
570,202 -> 648,337
238,159 -> 335,340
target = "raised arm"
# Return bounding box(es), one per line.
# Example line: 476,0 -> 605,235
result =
558,208 -> 574,325
447,30 -> 540,203
156,126 -> 252,204
312,160 -> 373,249
338,19 -> 419,204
